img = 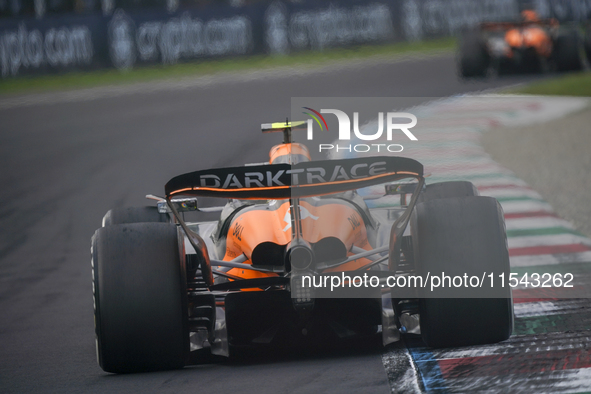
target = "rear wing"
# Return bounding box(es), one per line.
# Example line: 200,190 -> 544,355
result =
165,156 -> 423,200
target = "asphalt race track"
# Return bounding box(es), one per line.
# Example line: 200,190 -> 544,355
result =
0,52 -> 579,393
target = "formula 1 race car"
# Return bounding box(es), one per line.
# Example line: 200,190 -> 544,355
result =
91,121 -> 513,373
459,10 -> 583,77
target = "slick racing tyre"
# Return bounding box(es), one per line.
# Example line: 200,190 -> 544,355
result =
458,29 -> 490,78
418,181 -> 479,203
554,30 -> 582,72
411,196 -> 513,348
393,182 -> 480,318
102,206 -> 168,226
91,223 -> 189,373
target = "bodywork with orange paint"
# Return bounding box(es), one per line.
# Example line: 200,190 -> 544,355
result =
504,26 -> 553,57
269,143 -> 311,164
218,196 -> 373,279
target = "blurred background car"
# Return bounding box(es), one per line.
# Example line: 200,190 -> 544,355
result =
459,9 -> 584,78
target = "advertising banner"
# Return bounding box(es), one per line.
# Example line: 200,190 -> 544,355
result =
1,0 -> 590,77
0,14 -> 106,77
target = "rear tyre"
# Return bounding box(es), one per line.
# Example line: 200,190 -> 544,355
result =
102,206 -> 168,226
394,182 -> 480,318
411,196 -> 513,348
554,30 -> 582,72
459,29 -> 490,78
92,223 -> 189,373
418,181 -> 479,203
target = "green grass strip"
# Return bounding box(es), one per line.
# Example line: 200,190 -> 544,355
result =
0,38 -> 454,95
510,71 -> 591,97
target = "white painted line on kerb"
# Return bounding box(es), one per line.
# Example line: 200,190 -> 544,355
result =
504,217 -> 575,231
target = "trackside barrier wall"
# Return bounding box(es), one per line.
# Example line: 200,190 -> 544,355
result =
1,0 -> 590,78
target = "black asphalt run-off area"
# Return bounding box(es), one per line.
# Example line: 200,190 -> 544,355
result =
0,53 -> 551,393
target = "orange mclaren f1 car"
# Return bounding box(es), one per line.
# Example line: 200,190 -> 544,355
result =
459,10 -> 584,77
91,121 -> 513,373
